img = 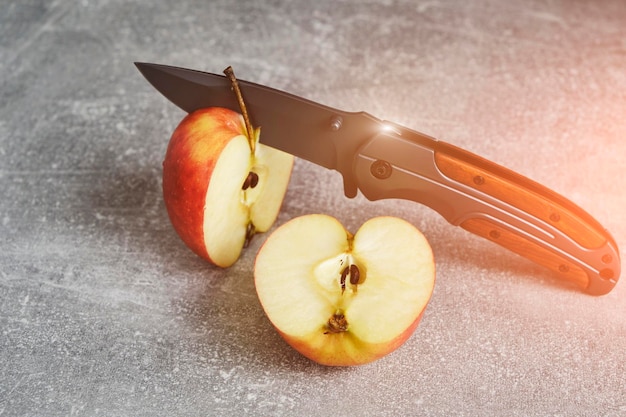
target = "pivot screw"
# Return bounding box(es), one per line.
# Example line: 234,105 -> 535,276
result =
370,160 -> 392,179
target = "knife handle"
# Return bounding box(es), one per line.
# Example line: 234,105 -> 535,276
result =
353,127 -> 620,295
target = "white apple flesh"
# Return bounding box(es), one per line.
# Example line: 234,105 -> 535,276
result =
254,214 -> 436,366
162,107 -> 294,267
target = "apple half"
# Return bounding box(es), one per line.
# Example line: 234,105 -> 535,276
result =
254,214 -> 436,366
162,107 -> 294,267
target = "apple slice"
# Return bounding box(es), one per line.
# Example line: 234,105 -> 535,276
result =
254,214 -> 436,366
162,107 -> 294,267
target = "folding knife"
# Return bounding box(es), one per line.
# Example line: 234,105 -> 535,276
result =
135,62 -> 620,295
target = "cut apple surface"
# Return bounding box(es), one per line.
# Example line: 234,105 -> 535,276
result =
254,214 -> 435,366
162,107 -> 294,267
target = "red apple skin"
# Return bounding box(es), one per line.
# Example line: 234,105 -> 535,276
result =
162,107 -> 245,263
276,310 -> 426,367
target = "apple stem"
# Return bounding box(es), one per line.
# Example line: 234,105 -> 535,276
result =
223,66 -> 256,154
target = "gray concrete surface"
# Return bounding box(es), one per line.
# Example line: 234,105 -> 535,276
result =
1,0 -> 625,416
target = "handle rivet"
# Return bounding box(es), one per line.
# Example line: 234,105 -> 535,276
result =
550,213 -> 561,222
330,115 -> 343,131
601,254 -> 613,264
600,268 -> 614,280
558,264 -> 570,273
370,160 -> 392,179
473,175 -> 485,185
489,230 -> 501,239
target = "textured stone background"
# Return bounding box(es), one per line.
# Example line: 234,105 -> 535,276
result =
1,0 -> 625,416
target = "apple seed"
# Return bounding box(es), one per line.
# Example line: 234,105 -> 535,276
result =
340,266 -> 349,294
349,264 -> 360,285
324,312 -> 348,334
241,171 -> 259,190
339,264 -> 361,294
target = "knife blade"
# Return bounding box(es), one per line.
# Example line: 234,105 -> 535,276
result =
135,62 -> 620,295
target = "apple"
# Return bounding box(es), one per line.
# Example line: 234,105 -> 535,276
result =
162,107 -> 294,267
254,214 -> 435,366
